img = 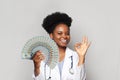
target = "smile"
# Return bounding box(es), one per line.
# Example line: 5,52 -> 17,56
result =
60,39 -> 67,43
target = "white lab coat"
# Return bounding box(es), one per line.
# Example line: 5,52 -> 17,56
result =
33,47 -> 86,80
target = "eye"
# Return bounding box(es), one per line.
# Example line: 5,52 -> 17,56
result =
57,32 -> 62,35
66,32 -> 70,35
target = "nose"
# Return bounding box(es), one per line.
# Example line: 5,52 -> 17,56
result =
62,34 -> 68,39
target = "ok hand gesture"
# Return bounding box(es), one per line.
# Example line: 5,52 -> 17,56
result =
74,36 -> 91,57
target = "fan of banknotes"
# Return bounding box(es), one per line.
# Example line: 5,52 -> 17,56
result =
21,36 -> 59,69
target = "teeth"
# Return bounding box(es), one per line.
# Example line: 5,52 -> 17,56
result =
61,39 -> 67,43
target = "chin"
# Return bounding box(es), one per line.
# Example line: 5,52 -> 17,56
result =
57,43 -> 68,48
58,45 -> 67,48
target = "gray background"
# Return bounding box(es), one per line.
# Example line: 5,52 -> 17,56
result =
0,0 -> 119,80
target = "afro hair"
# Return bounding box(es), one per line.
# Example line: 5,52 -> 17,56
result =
42,12 -> 72,34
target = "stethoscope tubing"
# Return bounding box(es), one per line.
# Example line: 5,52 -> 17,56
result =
44,55 -> 74,80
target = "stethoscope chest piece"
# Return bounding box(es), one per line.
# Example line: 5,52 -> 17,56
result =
69,56 -> 74,75
69,68 -> 74,75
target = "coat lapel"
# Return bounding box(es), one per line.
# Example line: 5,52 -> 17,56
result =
61,47 -> 73,80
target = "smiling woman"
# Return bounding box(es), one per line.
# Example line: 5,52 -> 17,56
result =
50,24 -> 70,48
32,12 -> 91,80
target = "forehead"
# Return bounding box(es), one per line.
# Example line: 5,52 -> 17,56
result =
54,24 -> 70,31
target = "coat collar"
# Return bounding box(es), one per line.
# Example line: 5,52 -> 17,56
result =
61,47 -> 74,79
65,47 -> 73,58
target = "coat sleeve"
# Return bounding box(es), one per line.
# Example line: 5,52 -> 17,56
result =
32,61 -> 45,80
32,73 -> 44,80
76,64 -> 86,80
73,51 -> 86,80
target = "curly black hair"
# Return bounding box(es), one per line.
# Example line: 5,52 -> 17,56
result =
42,12 -> 72,34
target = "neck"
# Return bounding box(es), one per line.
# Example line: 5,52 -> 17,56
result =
58,46 -> 66,52
58,46 -> 66,62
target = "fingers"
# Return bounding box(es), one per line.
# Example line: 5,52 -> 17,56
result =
32,51 -> 45,62
82,36 -> 90,46
87,41 -> 91,48
38,53 -> 45,60
74,42 -> 81,49
75,36 -> 91,49
82,36 -> 88,44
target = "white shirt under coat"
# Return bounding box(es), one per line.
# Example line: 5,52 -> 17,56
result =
33,47 -> 86,80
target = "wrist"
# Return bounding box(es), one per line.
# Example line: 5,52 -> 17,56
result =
78,56 -> 85,66
34,68 -> 40,76
34,63 -> 40,69
34,63 -> 40,76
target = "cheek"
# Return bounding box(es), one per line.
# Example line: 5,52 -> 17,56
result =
68,35 -> 71,39
54,35 -> 60,39
67,36 -> 71,42
53,35 -> 60,41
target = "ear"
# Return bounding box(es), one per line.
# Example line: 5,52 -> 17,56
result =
49,33 -> 53,39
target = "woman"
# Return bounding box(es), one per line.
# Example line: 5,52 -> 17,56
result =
32,12 -> 90,80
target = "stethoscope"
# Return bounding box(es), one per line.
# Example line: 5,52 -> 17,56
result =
44,55 -> 74,80
69,56 -> 74,75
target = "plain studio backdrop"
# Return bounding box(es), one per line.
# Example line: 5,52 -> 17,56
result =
0,0 -> 120,80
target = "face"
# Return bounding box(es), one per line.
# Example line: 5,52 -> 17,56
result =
50,24 -> 70,48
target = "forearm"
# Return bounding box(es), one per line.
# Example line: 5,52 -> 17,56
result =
34,68 -> 40,76
34,62 -> 40,76
78,56 -> 85,66
32,51 -> 45,80
33,64 -> 44,80
76,62 -> 86,80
